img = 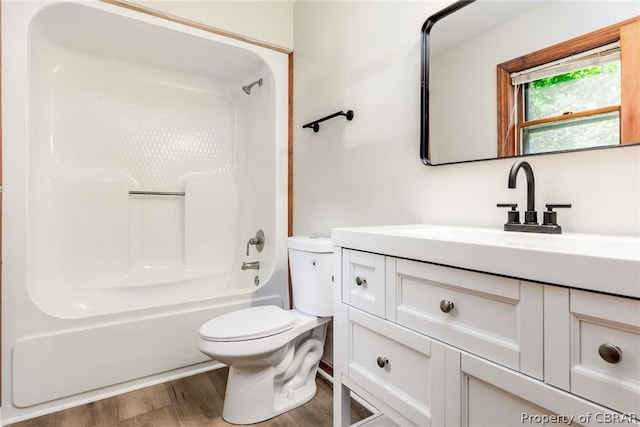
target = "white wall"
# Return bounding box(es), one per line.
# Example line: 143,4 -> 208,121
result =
129,0 -> 295,51
293,1 -> 640,238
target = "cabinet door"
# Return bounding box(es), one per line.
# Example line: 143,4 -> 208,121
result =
346,308 -> 445,426
342,249 -> 386,317
391,259 -> 543,378
569,289 -> 640,415
448,350 -> 626,427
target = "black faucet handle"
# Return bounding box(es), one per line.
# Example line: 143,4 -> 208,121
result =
497,203 -> 520,224
545,203 -> 572,211
544,203 -> 572,226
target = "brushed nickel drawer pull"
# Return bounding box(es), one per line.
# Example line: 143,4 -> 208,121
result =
599,343 -> 622,364
355,276 -> 366,287
376,356 -> 389,368
440,300 -> 455,313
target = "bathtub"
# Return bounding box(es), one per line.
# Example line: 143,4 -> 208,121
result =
2,0 -> 289,423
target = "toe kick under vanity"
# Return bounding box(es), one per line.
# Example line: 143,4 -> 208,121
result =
331,225 -> 640,427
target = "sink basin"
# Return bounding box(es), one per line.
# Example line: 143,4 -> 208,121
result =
375,224 -> 638,258
331,224 -> 640,298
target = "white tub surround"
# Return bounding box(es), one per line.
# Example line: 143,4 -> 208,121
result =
2,0 -> 289,423
26,1 -> 288,318
333,225 -> 639,426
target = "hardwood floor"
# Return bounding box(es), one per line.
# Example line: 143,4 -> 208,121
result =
9,368 -> 372,427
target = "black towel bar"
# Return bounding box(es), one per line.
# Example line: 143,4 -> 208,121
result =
303,110 -> 354,132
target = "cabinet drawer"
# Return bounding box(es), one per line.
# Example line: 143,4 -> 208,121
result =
342,249 -> 386,317
569,289 -> 640,414
348,308 -> 440,426
390,258 -> 543,377
451,350 -> 624,427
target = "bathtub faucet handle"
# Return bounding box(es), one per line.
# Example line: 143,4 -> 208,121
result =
246,230 -> 265,256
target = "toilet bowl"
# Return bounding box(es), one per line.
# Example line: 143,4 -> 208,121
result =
198,236 -> 333,425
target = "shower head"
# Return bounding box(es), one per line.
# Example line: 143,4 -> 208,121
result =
242,78 -> 262,95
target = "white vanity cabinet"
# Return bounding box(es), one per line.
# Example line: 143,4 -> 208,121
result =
390,258 -> 543,379
341,249 -> 387,318
445,348 -> 624,427
346,307 -> 446,426
333,244 -> 639,427
546,287 -> 640,415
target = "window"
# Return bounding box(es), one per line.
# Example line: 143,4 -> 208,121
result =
497,17 -> 639,157
518,44 -> 620,154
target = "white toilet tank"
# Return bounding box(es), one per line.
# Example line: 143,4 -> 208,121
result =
287,236 -> 333,317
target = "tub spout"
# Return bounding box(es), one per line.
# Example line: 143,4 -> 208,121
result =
241,261 -> 260,271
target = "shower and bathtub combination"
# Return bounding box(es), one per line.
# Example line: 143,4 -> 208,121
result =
2,1 -> 289,423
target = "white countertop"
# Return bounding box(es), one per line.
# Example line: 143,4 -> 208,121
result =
332,224 -> 640,298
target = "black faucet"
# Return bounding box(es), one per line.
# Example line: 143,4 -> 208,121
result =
498,161 -> 571,234
508,161 -> 537,224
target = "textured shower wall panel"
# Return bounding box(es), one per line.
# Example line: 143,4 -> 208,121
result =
32,43 -> 239,293
20,0 -> 288,321
52,64 -> 236,188
3,1 -> 287,420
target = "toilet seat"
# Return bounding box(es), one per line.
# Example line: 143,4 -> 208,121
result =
199,305 -> 296,342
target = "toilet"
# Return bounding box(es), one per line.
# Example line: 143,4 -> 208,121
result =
198,236 -> 333,425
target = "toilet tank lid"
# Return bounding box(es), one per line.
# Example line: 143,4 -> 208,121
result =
287,236 -> 333,253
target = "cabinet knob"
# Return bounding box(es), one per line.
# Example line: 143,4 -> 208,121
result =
440,300 -> 455,313
376,356 -> 389,368
598,343 -> 622,364
355,276 -> 366,287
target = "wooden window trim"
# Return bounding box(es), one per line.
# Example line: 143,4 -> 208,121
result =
620,18 -> 640,145
497,16 -> 640,157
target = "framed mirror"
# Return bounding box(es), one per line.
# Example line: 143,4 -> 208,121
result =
421,0 -> 640,166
